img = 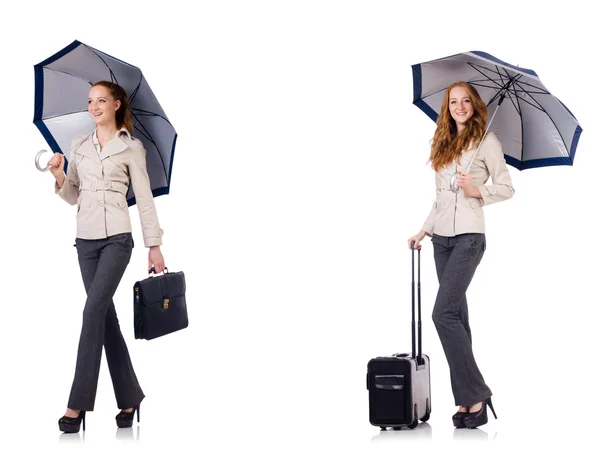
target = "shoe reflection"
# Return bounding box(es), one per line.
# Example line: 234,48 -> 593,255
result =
453,427 -> 495,440
370,422 -> 433,442
58,430 -> 85,442
116,425 -> 140,440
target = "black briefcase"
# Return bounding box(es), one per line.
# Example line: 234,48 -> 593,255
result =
133,267 -> 188,340
366,244 -> 431,430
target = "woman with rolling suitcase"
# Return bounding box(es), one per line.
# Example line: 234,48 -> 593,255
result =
407,81 -> 514,429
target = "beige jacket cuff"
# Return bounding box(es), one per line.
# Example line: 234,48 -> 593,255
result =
475,183 -> 514,206
143,228 -> 164,247
54,178 -> 78,205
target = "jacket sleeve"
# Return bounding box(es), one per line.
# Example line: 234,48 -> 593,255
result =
128,140 -> 164,247
421,201 -> 436,236
475,134 -> 515,206
54,139 -> 81,205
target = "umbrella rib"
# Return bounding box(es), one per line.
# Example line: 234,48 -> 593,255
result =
417,64 -> 509,102
495,65 -> 511,91
417,76 -> 505,103
468,63 -> 515,107
509,79 -> 550,95
132,114 -> 159,147
130,73 -> 143,103
417,86 -> 449,102
40,67 -> 95,87
487,69 -> 528,164
131,108 -> 173,125
484,66 -> 509,106
417,68 -> 512,103
132,115 -> 168,177
510,80 -> 523,116
501,69 -> 523,115
499,67 -> 549,96
506,89 -> 547,112
39,109 -> 89,121
504,88 -> 521,115
87,45 -> 119,85
469,81 -> 508,90
513,80 -> 569,157
506,78 -> 525,162
499,69 -> 529,163
468,63 -> 506,90
487,67 -> 524,110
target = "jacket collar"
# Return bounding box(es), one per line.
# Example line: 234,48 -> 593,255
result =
76,128 -> 132,161
75,133 -> 99,161
97,127 -> 130,160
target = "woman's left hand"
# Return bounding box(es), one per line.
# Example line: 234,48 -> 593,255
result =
456,172 -> 481,198
148,246 -> 166,273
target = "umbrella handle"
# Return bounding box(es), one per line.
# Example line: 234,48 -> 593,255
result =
450,171 -> 462,193
35,149 -> 52,172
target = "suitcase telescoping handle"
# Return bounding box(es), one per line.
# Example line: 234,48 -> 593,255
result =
410,242 -> 423,365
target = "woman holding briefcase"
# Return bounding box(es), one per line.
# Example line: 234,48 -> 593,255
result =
408,82 -> 514,429
48,81 -> 166,433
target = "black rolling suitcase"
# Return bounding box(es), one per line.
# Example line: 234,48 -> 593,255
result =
366,243 -> 431,430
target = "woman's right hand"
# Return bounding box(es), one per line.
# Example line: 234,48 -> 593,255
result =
48,153 -> 65,180
407,230 -> 427,250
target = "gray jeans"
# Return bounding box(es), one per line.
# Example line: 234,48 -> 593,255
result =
67,232 -> 145,411
431,233 -> 492,406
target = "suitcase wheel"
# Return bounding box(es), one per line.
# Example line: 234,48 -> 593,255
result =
407,405 -> 419,429
392,426 -> 402,431
421,399 -> 431,422
380,427 -> 387,431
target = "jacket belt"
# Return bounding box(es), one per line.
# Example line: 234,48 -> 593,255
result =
79,180 -> 128,195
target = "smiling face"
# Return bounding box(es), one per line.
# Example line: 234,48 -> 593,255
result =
88,85 -> 121,127
448,86 -> 474,132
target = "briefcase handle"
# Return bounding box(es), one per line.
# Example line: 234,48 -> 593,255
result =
148,267 -> 169,277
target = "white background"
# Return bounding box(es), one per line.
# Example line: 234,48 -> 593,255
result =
1,0 -> 598,449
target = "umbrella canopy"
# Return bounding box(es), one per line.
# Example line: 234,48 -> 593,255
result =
412,51 -> 582,170
34,40 -> 177,206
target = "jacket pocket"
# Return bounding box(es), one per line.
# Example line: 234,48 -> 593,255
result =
468,199 -> 483,219
113,192 -> 129,212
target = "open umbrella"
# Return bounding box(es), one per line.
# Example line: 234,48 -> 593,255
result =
412,51 -> 582,192
33,40 -> 177,206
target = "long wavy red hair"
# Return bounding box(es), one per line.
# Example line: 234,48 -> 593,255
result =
428,82 -> 488,172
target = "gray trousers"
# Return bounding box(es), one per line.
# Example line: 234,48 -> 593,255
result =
68,232 -> 145,411
431,233 -> 492,406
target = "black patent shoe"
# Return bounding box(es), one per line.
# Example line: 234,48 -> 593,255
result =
58,410 -> 86,433
452,410 -> 469,428
116,405 -> 140,428
463,398 -> 497,429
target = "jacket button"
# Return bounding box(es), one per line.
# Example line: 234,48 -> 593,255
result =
119,202 -> 125,208
87,203 -> 91,208
98,201 -> 104,206
470,202 -> 477,208
489,187 -> 497,194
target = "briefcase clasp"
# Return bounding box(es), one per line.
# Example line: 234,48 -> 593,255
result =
163,298 -> 169,310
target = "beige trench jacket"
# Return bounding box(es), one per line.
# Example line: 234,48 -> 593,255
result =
55,128 -> 164,247
421,132 -> 514,237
